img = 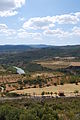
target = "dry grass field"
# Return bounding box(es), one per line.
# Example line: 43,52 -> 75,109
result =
11,83 -> 80,97
71,62 -> 80,66
36,60 -> 70,69
36,60 -> 80,69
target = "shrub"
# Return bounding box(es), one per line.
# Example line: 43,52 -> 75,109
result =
23,80 -> 28,85
60,80 -> 64,85
54,82 -> 57,86
6,92 -> 20,97
41,91 -> 45,96
70,79 -> 76,84
58,92 -> 65,97
17,80 -> 23,85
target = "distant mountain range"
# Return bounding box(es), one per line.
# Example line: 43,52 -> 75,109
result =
0,44 -> 79,53
0,45 -> 50,52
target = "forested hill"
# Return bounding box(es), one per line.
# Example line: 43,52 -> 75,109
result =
0,45 -> 79,55
0,45 -> 50,52
0,45 -> 80,66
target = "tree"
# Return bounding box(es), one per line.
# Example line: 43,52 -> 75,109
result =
50,92 -> 53,96
41,91 -> 45,97
60,80 -> 64,85
54,82 -> 57,86
74,90 -> 79,96
17,80 -> 23,85
54,92 -> 57,97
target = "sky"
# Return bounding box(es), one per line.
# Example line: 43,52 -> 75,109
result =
0,0 -> 80,45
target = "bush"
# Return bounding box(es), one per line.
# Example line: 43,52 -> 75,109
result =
6,92 -> 20,97
70,79 -> 76,84
41,91 -> 45,96
60,80 -> 64,85
54,82 -> 57,86
17,80 -> 23,85
23,80 -> 28,85
58,92 -> 65,97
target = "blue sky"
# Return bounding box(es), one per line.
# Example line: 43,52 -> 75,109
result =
0,0 -> 80,45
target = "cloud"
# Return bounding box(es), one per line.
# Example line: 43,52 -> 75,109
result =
23,12 -> 80,30
0,0 -> 25,17
75,12 -> 80,18
72,27 -> 80,36
44,29 -> 69,38
55,14 -> 79,24
18,30 -> 41,40
23,16 -> 55,30
0,23 -> 16,36
44,26 -> 80,38
0,11 -> 80,43
19,17 -> 25,21
0,24 -> 8,29
0,24 -> 41,40
2,29 -> 16,36
44,29 -> 63,35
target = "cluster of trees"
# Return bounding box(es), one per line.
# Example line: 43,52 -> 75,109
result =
25,63 -> 51,72
55,75 -> 80,86
17,77 -> 47,88
41,91 -> 65,97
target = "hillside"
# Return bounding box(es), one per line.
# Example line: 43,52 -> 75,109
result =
0,45 -> 50,52
0,45 -> 80,67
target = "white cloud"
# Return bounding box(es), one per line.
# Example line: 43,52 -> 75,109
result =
18,31 -> 41,39
72,27 -> 80,36
75,12 -> 80,18
0,0 -> 25,17
44,26 -> 80,38
23,16 -> 55,30
0,24 -> 8,29
0,11 -> 80,43
19,17 -> 25,21
0,24 -> 41,39
44,29 -> 69,38
0,23 -> 16,36
23,12 -> 80,30
2,29 -> 16,36
55,14 -> 79,24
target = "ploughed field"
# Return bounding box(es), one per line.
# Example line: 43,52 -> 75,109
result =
0,74 -> 21,83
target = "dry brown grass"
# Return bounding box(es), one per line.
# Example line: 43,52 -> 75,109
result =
71,62 -> 80,66
36,60 -> 70,69
11,83 -> 80,96
36,60 -> 80,69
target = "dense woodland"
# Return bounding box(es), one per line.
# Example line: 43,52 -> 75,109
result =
0,97 -> 80,120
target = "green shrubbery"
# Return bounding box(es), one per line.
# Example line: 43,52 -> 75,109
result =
0,97 -> 80,120
6,92 -> 20,97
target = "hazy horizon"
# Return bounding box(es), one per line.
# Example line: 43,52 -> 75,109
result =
0,44 -> 80,46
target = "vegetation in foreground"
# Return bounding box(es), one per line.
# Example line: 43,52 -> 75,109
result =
0,97 -> 80,120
